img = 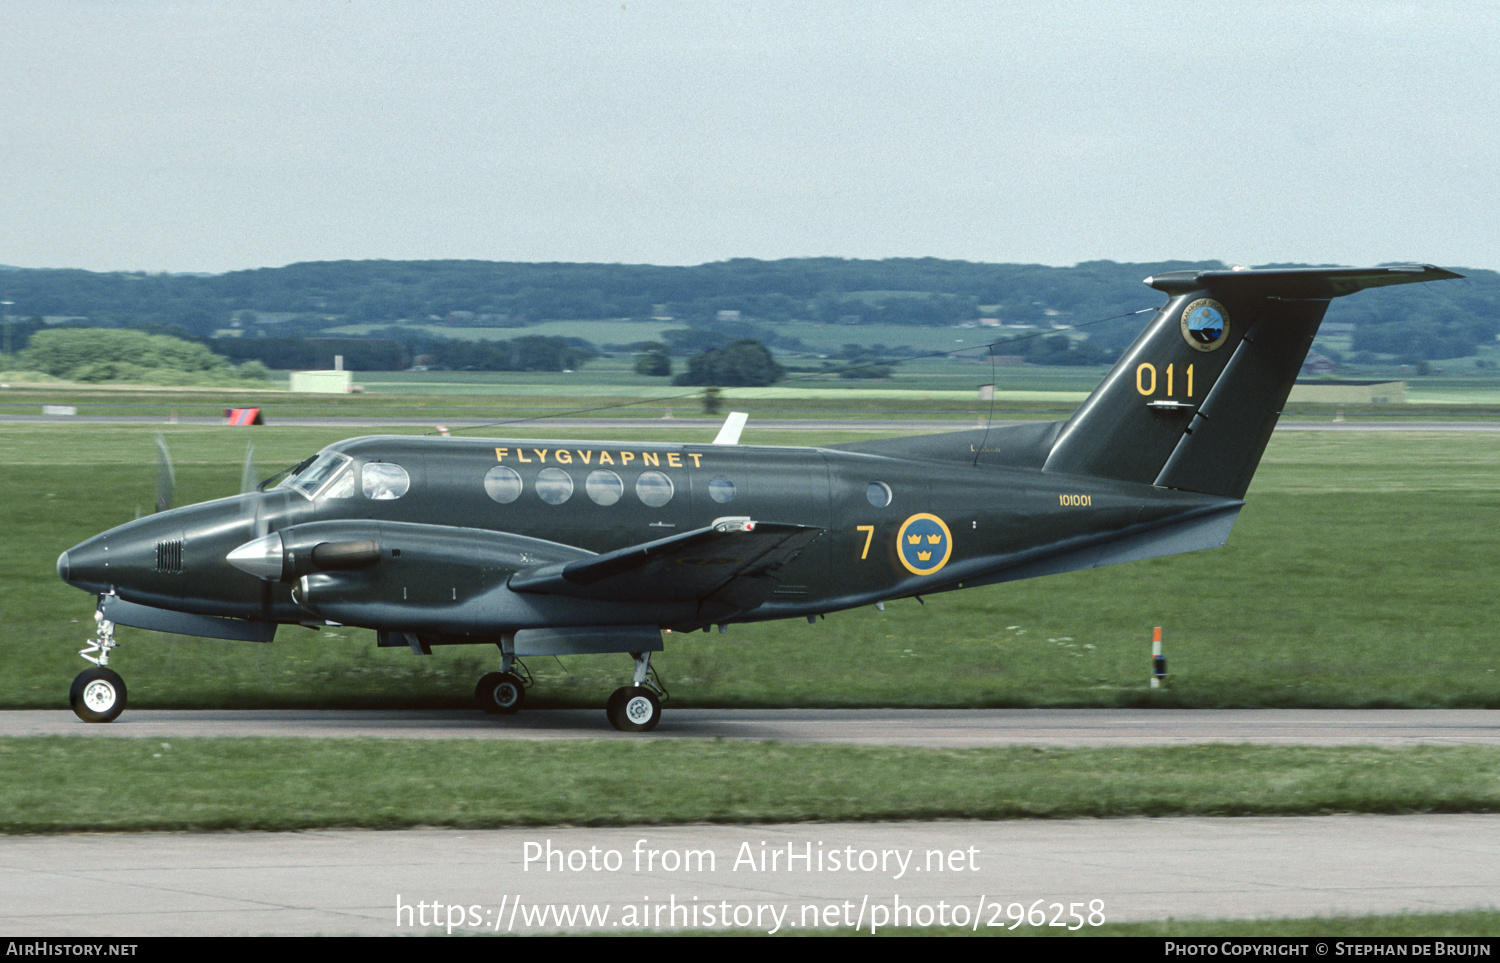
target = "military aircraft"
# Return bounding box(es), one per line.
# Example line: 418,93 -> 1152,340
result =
56,264 -> 1460,731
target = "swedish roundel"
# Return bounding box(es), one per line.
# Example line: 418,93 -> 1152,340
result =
1180,298 -> 1230,352
896,513 -> 953,576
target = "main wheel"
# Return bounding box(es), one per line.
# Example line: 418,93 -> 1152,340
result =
70,668 -> 127,723
606,686 -> 661,732
476,672 -> 525,715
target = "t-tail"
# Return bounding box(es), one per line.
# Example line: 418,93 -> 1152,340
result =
1041,264 -> 1461,498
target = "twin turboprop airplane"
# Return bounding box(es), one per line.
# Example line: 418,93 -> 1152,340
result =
56,264 -> 1460,730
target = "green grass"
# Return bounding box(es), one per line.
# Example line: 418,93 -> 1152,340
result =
2,424 -> 1498,711
2,740 -> 1497,834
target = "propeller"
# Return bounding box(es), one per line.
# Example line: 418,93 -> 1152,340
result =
144,437 -> 258,517
239,442 -> 257,496
154,433 -> 175,514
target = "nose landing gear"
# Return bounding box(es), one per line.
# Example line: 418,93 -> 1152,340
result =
71,612 -> 126,723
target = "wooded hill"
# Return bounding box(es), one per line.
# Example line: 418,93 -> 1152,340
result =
1,258 -> 1494,364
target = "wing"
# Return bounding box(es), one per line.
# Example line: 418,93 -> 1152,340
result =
509,516 -> 822,610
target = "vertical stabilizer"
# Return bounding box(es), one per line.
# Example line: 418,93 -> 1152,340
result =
1042,265 -> 1460,498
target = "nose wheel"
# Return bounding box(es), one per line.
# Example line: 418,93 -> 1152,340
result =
70,667 -> 127,723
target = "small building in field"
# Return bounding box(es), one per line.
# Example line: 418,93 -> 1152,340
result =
289,370 -> 354,393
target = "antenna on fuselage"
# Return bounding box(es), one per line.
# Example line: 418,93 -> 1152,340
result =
712,411 -> 749,446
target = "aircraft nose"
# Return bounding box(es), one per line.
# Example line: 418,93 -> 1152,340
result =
58,535 -> 115,594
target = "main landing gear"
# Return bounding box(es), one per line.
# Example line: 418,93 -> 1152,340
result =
475,641 -> 531,715
71,612 -> 126,723
476,671 -> 526,714
606,651 -> 663,733
472,640 -> 665,732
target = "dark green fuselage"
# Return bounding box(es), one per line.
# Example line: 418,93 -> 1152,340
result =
57,264 -> 1460,649
60,429 -> 1235,640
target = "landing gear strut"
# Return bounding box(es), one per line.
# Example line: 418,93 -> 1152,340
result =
607,651 -> 664,732
71,612 -> 126,723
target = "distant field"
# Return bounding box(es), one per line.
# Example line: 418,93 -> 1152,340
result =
2,423 -> 1497,712
323,318 -> 1097,358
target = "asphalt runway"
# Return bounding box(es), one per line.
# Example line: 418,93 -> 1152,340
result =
3,817 -> 1497,935
4,707 -> 1499,746
6,709 -> 1500,934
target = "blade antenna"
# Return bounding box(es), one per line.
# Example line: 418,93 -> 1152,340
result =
712,411 -> 748,446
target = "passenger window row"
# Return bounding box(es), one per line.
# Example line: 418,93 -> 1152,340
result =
483,467 -> 741,508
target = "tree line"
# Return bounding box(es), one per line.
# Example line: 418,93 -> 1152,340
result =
2,257 -> 1494,364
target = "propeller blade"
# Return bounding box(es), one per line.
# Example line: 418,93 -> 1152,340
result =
240,441 -> 257,495
154,433 -> 175,514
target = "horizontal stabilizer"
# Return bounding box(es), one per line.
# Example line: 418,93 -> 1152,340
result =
1144,264 -> 1462,299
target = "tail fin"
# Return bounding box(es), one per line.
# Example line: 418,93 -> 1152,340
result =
1042,265 -> 1461,498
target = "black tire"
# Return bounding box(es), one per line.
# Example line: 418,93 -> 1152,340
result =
70,668 -> 127,724
476,672 -> 525,715
606,686 -> 660,732
606,686 -> 629,720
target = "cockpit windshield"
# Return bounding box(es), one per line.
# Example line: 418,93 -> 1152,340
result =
277,451 -> 353,499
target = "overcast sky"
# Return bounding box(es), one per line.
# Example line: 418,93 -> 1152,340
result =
2,1 -> 1495,274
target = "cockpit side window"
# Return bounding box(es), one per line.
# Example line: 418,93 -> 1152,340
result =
362,462 -> 410,500
279,452 -> 354,499
323,469 -> 357,499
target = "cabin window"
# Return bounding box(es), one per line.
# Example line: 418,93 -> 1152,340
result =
635,470 -> 674,508
484,466 -> 523,504
708,476 -> 736,504
866,481 -> 892,508
362,462 -> 410,500
536,467 -> 574,505
586,470 -> 624,506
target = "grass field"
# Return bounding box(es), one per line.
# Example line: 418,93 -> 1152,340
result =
3,413 -> 1496,935
6,345 -> 1500,425
3,740 -> 1497,833
1,422 -> 1496,712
